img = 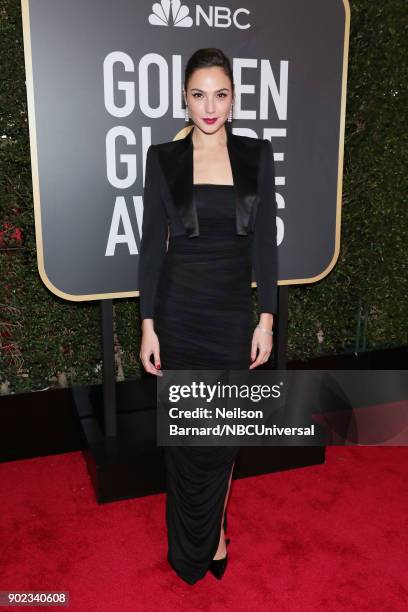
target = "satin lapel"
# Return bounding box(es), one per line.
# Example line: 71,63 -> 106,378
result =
156,128 -> 199,237
226,128 -> 259,236
157,127 -> 260,237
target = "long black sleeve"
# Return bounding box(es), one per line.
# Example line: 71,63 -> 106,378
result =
138,144 -> 168,321
252,139 -> 278,315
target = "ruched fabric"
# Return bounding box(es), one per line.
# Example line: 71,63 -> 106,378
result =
155,185 -> 253,584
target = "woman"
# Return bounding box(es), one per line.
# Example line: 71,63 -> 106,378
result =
138,48 -> 278,584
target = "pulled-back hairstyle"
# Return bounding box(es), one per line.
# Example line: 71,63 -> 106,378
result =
184,48 -> 234,93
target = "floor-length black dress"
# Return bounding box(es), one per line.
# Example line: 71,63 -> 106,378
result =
154,184 -> 253,584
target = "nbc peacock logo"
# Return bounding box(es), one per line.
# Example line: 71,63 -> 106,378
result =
149,0 -> 193,27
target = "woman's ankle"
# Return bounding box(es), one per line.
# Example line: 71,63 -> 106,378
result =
213,530 -> 227,560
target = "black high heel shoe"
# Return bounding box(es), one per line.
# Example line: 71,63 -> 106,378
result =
209,513 -> 231,580
209,546 -> 229,580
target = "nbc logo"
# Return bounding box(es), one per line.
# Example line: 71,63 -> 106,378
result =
148,0 -> 251,29
149,0 -> 193,27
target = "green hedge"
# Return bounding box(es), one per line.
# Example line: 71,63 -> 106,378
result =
0,0 -> 406,394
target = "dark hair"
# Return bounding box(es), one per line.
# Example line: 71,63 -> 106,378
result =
184,48 -> 234,93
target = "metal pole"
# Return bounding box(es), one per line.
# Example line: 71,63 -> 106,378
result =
101,299 -> 117,437
275,285 -> 288,370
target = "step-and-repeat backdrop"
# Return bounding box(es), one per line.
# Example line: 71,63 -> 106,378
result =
21,0 -> 350,300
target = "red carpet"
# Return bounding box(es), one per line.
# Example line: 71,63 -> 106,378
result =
1,447 -> 407,611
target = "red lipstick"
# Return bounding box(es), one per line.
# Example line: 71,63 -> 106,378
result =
203,117 -> 218,124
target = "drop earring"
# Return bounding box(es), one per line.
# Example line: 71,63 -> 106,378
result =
228,104 -> 233,122
185,104 -> 189,122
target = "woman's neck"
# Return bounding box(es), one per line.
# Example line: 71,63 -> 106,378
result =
191,125 -> 228,150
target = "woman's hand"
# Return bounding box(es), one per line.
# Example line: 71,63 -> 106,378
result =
139,319 -> 163,376
249,316 -> 274,369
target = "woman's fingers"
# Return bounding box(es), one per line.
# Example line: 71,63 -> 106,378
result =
250,327 -> 273,368
140,351 -> 163,376
146,357 -> 163,376
250,339 -> 258,362
249,345 -> 272,369
139,329 -> 163,376
249,351 -> 266,369
153,347 -> 161,371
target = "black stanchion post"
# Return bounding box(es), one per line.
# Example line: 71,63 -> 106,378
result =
274,285 -> 289,370
101,299 -> 117,437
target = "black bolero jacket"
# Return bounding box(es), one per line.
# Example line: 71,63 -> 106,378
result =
138,126 -> 278,321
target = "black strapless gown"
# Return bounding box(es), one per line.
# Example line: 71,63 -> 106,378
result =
155,184 -> 253,584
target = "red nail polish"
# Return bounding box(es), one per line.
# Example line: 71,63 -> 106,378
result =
156,364 -> 161,369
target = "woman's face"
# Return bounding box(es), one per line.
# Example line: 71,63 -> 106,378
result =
183,66 -> 233,134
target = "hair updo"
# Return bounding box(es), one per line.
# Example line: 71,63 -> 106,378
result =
184,48 -> 234,93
